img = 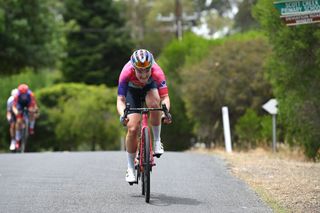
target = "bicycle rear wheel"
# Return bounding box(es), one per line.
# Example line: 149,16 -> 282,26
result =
20,122 -> 29,153
143,127 -> 151,203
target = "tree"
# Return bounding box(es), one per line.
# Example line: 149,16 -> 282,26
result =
0,0 -> 65,74
234,0 -> 259,32
62,0 -> 133,86
253,0 -> 320,160
157,33 -> 215,150
198,0 -> 239,16
121,0 -> 198,54
180,32 -> 272,146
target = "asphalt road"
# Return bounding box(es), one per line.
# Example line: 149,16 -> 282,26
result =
0,151 -> 272,213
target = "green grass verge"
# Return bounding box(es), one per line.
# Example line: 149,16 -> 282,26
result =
254,186 -> 289,213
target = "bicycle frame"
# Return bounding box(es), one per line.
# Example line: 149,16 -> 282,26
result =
139,112 -> 155,173
21,108 -> 29,152
123,103 -> 170,203
15,108 -> 29,153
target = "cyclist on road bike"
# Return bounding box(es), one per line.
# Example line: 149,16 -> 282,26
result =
6,88 -> 18,150
12,84 -> 39,147
117,49 -> 172,183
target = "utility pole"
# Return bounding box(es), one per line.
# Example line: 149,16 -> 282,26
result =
157,0 -> 198,40
175,0 -> 183,40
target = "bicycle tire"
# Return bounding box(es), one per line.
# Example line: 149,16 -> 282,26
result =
20,120 -> 29,153
141,166 -> 145,195
141,135 -> 145,195
143,127 -> 151,203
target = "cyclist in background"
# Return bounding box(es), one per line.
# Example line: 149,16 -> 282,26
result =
12,84 -> 39,146
6,88 -> 18,150
117,49 -> 172,183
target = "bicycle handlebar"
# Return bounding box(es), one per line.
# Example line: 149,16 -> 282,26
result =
123,103 -> 172,121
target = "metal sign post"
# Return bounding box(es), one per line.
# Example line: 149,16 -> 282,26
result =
272,115 -> 277,152
262,99 -> 278,152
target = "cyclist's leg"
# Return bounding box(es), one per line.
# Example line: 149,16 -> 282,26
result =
126,113 -> 140,170
125,87 -> 145,154
8,113 -> 16,150
28,104 -> 37,135
14,105 -> 24,144
146,89 -> 161,125
125,87 -> 143,182
126,113 -> 140,153
146,89 -> 163,155
9,114 -> 16,140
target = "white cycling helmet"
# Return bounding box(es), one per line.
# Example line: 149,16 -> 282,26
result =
11,88 -> 18,96
130,49 -> 154,70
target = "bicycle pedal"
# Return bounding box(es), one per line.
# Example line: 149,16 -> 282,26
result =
153,153 -> 162,158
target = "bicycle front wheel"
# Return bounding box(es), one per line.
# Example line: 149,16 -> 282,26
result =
21,122 -> 29,153
143,127 -> 151,203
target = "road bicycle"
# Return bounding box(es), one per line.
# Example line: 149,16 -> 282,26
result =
14,108 -> 30,153
123,102 -> 171,203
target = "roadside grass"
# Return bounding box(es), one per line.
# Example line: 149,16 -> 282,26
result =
254,186 -> 289,213
189,145 -> 316,213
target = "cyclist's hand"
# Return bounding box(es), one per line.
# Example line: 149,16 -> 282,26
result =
6,113 -> 11,122
34,108 -> 40,118
12,107 -> 19,116
162,112 -> 172,124
120,115 -> 129,126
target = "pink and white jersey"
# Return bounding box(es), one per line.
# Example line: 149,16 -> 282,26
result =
118,61 -> 169,98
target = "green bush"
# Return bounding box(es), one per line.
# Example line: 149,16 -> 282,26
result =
260,115 -> 272,145
33,83 -> 121,151
235,109 -> 261,149
235,109 -> 273,149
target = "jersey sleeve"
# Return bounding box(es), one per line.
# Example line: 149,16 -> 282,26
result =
7,97 -> 13,111
30,92 -> 36,106
152,63 -> 169,97
117,61 -> 131,97
12,94 -> 18,107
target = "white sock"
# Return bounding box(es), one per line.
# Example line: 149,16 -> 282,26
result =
127,152 -> 136,170
152,125 -> 161,144
30,121 -> 35,129
15,130 -> 21,141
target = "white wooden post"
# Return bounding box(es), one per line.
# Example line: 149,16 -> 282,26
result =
222,106 -> 232,153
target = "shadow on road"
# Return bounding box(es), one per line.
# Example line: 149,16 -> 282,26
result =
146,193 -> 202,206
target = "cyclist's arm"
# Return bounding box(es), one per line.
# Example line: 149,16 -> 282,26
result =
117,95 -> 126,116
6,111 -> 12,122
29,92 -> 38,109
161,95 -> 170,112
12,96 -> 19,115
117,62 -> 132,116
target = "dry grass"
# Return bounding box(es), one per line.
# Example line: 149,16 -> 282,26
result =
190,146 -> 320,213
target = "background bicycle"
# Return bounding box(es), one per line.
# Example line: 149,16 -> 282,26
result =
14,107 -> 30,153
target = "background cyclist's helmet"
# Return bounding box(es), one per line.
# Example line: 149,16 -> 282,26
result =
11,88 -> 18,97
130,49 -> 154,70
18,84 -> 29,94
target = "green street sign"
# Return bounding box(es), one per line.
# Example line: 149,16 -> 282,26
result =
281,11 -> 320,25
274,0 -> 320,16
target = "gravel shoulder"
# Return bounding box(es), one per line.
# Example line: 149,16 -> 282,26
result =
190,147 -> 320,213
